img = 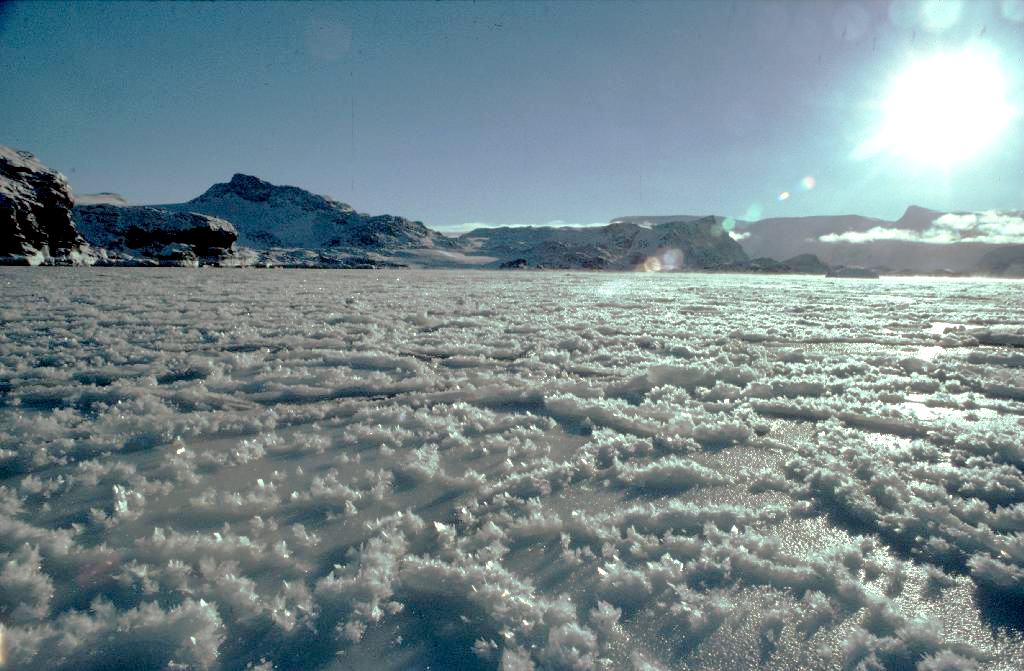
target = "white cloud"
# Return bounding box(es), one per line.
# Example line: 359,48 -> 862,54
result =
820,211 -> 1024,245
819,226 -> 959,244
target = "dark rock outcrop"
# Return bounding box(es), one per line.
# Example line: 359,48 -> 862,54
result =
73,205 -> 237,266
782,253 -> 830,274
1,146 -> 88,264
747,257 -> 790,273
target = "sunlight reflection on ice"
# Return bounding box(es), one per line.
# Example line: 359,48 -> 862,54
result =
914,345 -> 944,361
928,321 -> 966,335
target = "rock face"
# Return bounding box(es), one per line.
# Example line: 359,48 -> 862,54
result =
164,173 -> 454,253
73,205 -> 237,266
0,146 -> 88,263
461,217 -> 748,270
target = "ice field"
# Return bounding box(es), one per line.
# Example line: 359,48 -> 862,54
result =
1,268 -> 1023,670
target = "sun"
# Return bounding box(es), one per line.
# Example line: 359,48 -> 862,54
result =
855,47 -> 1017,167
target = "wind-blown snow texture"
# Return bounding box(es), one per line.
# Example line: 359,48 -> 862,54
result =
1,269 -> 1022,670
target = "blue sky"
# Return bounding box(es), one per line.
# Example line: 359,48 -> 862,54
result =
2,1 -> 1022,229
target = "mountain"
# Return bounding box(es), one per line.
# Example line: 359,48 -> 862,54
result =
7,146 -> 1018,275
609,215 -> 706,226
733,212 -> 887,261
732,205 -> 1016,273
162,173 -> 454,253
73,205 -> 237,266
974,245 -> 1024,277
459,217 -> 749,270
0,146 -> 90,264
154,176 -> 745,270
74,192 -> 129,206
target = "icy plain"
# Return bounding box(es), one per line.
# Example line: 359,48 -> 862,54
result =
1,268 -> 1023,671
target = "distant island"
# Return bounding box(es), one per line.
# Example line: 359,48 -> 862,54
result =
3,145 -> 1022,277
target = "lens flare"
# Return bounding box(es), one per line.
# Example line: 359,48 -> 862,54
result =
801,176 -> 816,190
920,0 -> 963,33
744,203 -> 763,221
640,256 -> 662,272
635,248 -> 686,272
661,248 -> 684,270
778,191 -> 791,201
1003,0 -> 1024,22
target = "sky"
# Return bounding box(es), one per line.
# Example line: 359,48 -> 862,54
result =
1,0 -> 1023,230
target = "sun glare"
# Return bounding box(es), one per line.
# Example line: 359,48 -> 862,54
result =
856,47 -> 1017,167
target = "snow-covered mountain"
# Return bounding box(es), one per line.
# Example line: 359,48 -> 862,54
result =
151,175 -> 745,270
459,217 -> 749,270
162,173 -> 455,253
7,142 -> 1021,274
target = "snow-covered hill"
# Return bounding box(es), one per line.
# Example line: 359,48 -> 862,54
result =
162,174 -> 455,253
150,175 -> 746,270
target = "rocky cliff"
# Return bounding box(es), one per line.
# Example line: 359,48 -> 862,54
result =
73,205 -> 237,266
0,146 -> 89,264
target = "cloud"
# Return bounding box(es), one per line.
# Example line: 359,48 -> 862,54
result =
820,211 -> 1024,245
818,226 -> 959,244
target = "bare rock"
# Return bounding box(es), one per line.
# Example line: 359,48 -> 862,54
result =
0,146 -> 89,264
73,204 -> 237,265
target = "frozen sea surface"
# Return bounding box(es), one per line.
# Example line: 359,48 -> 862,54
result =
1,268 -> 1023,671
